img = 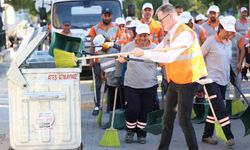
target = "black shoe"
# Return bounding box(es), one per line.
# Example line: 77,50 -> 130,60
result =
125,131 -> 134,144
226,138 -> 235,147
138,137 -> 146,144
202,137 -> 218,145
92,107 -> 99,116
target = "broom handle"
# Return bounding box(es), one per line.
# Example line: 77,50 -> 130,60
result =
78,46 -> 185,60
92,68 -> 97,106
203,85 -> 219,122
77,52 -> 131,60
111,87 -> 118,128
100,81 -> 106,109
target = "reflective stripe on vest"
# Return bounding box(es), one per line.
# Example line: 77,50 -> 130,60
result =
164,23 -> 207,84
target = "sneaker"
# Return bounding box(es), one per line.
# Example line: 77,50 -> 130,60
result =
138,137 -> 146,144
226,139 -> 235,147
125,131 -> 134,144
243,76 -> 249,81
92,107 -> 99,116
202,137 -> 218,145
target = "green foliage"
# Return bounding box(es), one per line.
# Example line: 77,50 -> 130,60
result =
123,0 -> 249,18
5,0 -> 36,16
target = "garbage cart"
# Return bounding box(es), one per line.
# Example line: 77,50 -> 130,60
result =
7,30 -> 82,150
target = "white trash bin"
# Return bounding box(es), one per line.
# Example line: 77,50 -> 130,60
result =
7,30 -> 82,150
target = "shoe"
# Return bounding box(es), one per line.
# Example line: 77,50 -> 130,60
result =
243,76 -> 249,81
202,137 -> 218,145
125,131 -> 134,144
92,107 -> 99,116
138,137 -> 146,144
226,139 -> 235,147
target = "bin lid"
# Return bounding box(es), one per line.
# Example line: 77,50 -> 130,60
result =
12,28 -> 48,68
7,28 -> 48,88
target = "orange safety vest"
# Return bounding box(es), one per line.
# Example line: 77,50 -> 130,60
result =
141,19 -> 162,44
164,24 -> 207,84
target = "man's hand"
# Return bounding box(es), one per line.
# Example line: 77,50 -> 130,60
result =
131,48 -> 144,57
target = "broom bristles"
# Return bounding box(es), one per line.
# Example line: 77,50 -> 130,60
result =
99,128 -> 120,147
96,109 -> 103,127
215,122 -> 227,143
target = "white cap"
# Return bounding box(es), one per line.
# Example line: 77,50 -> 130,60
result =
115,17 -> 126,25
126,20 -> 141,28
240,7 -> 248,12
93,34 -> 105,51
136,24 -> 150,35
125,16 -> 133,23
179,11 -> 193,23
195,14 -> 208,21
219,16 -> 236,32
207,5 -> 220,13
142,3 -> 153,10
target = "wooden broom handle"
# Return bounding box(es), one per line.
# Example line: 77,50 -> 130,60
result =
77,46 -> 186,60
77,52 -> 131,60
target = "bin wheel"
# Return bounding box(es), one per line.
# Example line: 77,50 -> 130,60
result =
73,142 -> 82,150
8,147 -> 14,150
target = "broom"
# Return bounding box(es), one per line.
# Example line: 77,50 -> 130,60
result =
53,46 -> 186,68
203,83 -> 227,143
96,82 -> 107,127
99,87 -> 120,147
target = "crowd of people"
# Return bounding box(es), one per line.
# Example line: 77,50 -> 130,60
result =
61,2 -> 250,149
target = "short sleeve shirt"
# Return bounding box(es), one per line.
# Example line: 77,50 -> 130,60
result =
202,36 -> 232,86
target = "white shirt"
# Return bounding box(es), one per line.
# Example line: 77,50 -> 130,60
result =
144,21 -> 194,63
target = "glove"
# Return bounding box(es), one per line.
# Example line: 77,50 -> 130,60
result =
114,77 -> 122,86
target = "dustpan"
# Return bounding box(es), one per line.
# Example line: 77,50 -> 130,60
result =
49,32 -> 84,57
104,86 -> 125,130
230,67 -> 250,136
192,102 -> 209,124
226,98 -> 246,118
143,109 -> 164,135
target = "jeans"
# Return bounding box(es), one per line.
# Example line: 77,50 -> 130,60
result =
158,82 -> 199,150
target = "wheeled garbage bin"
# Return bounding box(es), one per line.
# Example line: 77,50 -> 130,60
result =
7,30 -> 82,150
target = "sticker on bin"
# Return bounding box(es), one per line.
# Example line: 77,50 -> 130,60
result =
36,111 -> 55,130
48,73 -> 78,80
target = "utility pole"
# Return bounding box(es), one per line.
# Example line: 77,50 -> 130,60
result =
162,0 -> 169,5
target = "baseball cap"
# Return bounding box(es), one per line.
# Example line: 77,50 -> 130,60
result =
102,7 -> 112,14
126,20 -> 141,28
195,14 -> 207,21
136,24 -> 150,35
142,3 -> 153,10
179,11 -> 193,24
125,16 -> 133,23
219,16 -> 236,32
93,34 -> 105,51
207,5 -> 220,13
115,17 -> 126,25
240,7 -> 248,12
